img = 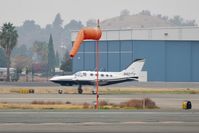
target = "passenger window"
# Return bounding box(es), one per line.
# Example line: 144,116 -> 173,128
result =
83,73 -> 87,76
101,74 -> 104,77
90,73 -> 93,76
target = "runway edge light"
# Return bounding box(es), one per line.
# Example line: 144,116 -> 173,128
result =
182,100 -> 192,109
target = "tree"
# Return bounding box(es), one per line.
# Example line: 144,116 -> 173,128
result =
139,10 -> 151,16
169,15 -> 197,26
52,13 -> 63,32
48,34 -> 56,74
184,20 -> 197,26
32,41 -> 48,63
64,19 -> 84,30
53,13 -> 63,28
12,44 -> 32,57
60,50 -> 72,72
64,19 -> 84,49
86,19 -> 97,27
12,55 -> 32,73
55,51 -> 60,67
120,9 -> 130,17
0,23 -> 18,81
169,15 -> 184,26
0,48 -> 7,67
17,20 -> 41,48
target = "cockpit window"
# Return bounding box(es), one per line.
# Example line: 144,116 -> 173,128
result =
75,72 -> 83,77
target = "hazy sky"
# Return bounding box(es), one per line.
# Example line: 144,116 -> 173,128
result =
0,0 -> 198,27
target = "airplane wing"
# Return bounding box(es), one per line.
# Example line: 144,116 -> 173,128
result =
50,75 -> 96,86
50,76 -> 138,86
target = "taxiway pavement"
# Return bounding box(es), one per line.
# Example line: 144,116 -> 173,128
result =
0,110 -> 198,133
1,81 -> 199,88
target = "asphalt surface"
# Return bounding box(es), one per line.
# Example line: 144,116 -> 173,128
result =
0,110 -> 198,133
0,93 -> 199,110
0,82 -> 199,132
1,81 -> 199,88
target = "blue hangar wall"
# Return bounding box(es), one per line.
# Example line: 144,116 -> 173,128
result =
72,40 -> 199,82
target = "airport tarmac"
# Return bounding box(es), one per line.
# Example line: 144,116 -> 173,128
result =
0,110 -> 198,133
1,81 -> 199,88
0,82 -> 199,132
0,93 -> 199,109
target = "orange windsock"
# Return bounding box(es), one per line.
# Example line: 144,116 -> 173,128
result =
70,27 -> 102,58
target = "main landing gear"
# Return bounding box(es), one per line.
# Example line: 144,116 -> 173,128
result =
92,85 -> 96,95
77,84 -> 97,95
78,84 -> 83,94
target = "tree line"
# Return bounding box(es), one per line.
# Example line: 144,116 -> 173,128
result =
0,22 -> 62,81
120,9 -> 197,26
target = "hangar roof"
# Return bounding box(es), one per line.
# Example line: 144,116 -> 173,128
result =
71,27 -> 199,41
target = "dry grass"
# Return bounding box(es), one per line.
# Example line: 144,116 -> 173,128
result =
65,101 -> 71,104
120,99 -> 143,109
31,101 -> 64,105
82,102 -> 90,109
0,103 -> 83,110
0,98 -> 158,110
99,98 -> 158,109
99,100 -> 108,106
0,86 -> 199,94
120,98 -> 158,109
144,98 -> 158,108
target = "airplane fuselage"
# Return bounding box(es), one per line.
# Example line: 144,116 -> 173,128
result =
50,71 -> 137,86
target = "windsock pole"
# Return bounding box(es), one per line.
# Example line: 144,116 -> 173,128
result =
96,19 -> 100,110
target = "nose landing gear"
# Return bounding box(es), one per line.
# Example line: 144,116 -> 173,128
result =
78,84 -> 83,94
92,85 -> 96,94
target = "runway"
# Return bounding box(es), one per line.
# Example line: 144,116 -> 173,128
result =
1,93 -> 199,109
0,110 -> 198,133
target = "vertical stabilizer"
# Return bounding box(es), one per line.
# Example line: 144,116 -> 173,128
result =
121,59 -> 145,77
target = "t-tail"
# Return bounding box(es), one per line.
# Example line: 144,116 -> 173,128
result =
121,59 -> 145,78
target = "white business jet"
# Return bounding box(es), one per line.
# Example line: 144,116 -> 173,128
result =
50,59 -> 145,94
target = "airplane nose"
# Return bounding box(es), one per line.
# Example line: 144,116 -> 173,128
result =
49,77 -> 55,81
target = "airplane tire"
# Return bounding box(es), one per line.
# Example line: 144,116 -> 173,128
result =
58,89 -> 63,94
78,89 -> 83,94
92,91 -> 96,95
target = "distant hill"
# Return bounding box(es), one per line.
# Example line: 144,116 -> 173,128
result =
101,14 -> 175,29
100,10 -> 197,29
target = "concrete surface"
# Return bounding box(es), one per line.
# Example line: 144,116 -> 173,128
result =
0,111 -> 198,133
1,81 -> 199,88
